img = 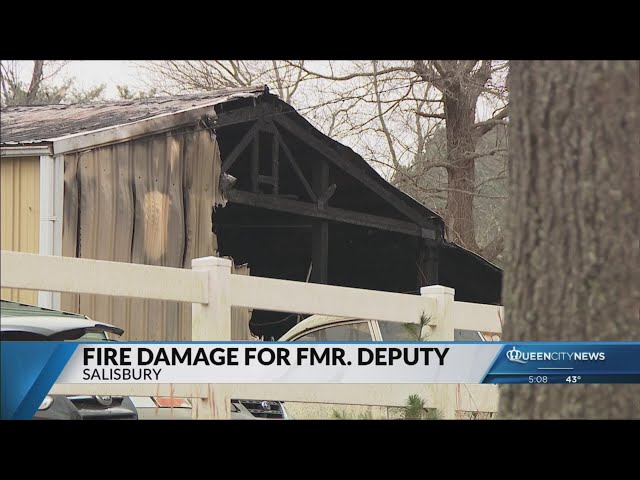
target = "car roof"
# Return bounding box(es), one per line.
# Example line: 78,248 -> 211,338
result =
279,314 -> 360,341
0,300 -> 123,337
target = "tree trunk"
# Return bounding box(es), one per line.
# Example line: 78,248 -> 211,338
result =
26,60 -> 44,105
499,61 -> 640,419
444,85 -> 480,252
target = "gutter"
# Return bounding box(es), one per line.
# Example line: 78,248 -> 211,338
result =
1,144 -> 53,157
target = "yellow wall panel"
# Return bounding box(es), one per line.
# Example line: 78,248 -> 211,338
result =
1,156 -> 39,305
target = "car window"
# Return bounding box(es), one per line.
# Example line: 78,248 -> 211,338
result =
454,329 -> 484,341
0,331 -> 48,341
71,331 -> 110,342
295,322 -> 373,342
377,321 -> 423,341
377,323 -> 492,342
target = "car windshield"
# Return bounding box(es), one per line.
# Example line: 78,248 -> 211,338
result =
68,331 -> 111,342
377,321 -> 423,341
377,321 -> 489,342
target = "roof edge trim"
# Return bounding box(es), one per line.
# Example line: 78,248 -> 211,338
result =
49,101 -> 226,155
1,144 -> 53,157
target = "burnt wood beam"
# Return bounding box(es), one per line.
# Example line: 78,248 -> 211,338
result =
417,240 -> 439,286
226,190 -> 436,240
257,175 -> 277,185
271,130 -> 280,194
212,103 -> 272,129
215,224 -> 313,230
426,245 -> 439,285
317,184 -> 337,209
260,117 -> 279,134
278,136 -> 317,202
273,114 -> 432,228
312,159 -> 330,284
221,121 -> 260,172
251,134 -> 259,192
313,159 -> 330,201
313,221 -> 329,283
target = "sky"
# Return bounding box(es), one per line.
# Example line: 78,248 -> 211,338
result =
13,60 -> 142,99
65,61 -> 141,98
14,60 -> 331,100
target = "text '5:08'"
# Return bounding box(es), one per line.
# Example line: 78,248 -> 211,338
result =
529,376 -> 548,383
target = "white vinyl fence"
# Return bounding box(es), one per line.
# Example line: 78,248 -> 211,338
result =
0,251 -> 503,419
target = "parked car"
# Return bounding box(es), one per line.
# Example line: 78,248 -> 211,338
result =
131,396 -> 290,420
278,314 -> 501,342
0,299 -> 139,420
275,314 -> 500,419
1,299 -> 289,420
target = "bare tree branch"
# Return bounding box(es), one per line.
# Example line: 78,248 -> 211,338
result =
372,61 -> 399,168
479,233 -> 505,262
286,61 -> 415,82
416,112 -> 446,120
474,106 -> 510,136
461,147 -> 507,162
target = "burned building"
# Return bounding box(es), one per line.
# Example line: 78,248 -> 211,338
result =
1,86 -> 501,341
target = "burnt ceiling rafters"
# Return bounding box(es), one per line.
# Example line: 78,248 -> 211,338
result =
272,113 -> 435,230
276,128 -> 317,202
220,120 -> 260,172
317,184 -> 337,209
212,98 -> 441,240
225,190 -> 436,241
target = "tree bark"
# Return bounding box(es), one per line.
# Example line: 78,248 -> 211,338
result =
443,83 -> 480,251
26,60 -> 44,105
499,61 -> 640,419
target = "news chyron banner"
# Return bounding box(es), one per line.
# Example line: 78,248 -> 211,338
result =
2,342 -> 639,419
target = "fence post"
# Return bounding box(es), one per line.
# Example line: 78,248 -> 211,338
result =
420,285 -> 456,420
191,256 -> 232,341
191,256 -> 233,419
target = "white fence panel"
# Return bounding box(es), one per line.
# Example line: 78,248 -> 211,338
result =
452,301 -> 504,334
230,274 -> 433,324
0,251 -> 208,303
2,251 -> 503,420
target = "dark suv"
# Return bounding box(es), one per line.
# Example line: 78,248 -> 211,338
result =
0,300 -> 138,420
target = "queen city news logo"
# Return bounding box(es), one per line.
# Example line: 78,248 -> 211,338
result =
506,346 -> 606,364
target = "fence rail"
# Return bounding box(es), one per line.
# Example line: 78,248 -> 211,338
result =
230,274 -> 432,324
0,251 -> 208,303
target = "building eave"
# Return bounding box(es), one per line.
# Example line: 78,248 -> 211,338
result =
0,144 -> 53,157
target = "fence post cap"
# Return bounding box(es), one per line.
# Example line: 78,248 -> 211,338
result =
420,285 -> 455,297
191,256 -> 233,268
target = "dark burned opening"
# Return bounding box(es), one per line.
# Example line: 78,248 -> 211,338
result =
212,95 -> 502,340
213,205 -> 421,340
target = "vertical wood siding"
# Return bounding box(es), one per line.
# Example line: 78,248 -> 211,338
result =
60,127 -> 251,340
1,156 -> 39,304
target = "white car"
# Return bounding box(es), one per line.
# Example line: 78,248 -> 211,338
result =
278,314 -> 501,342
0,299 -> 139,420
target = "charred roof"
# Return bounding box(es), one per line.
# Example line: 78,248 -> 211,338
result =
0,86 -> 266,145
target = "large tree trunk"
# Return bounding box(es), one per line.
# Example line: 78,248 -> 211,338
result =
499,61 -> 640,419
26,60 -> 44,105
443,84 -> 480,252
